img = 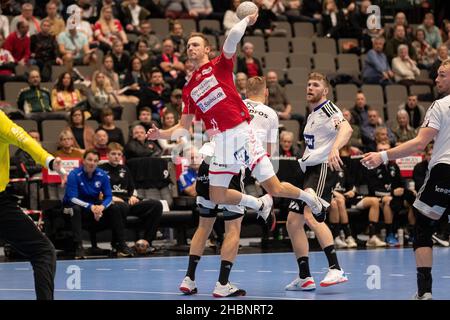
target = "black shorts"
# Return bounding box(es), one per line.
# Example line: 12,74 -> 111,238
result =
289,163 -> 337,220
196,161 -> 245,220
414,163 -> 450,218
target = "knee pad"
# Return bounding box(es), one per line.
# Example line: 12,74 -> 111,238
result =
413,211 -> 437,251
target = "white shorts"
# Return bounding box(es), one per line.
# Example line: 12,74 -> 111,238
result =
209,122 -> 274,187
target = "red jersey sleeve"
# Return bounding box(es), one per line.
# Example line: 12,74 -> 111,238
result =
214,51 -> 235,73
182,88 -> 195,115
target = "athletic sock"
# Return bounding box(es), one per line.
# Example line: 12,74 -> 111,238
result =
417,267 -> 432,296
297,256 -> 311,279
342,223 -> 352,238
239,194 -> 261,210
218,260 -> 233,285
186,255 -> 201,280
323,245 -> 341,270
368,222 -> 377,237
330,223 -> 340,238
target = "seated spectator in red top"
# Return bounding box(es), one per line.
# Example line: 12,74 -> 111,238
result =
279,131 -> 302,158
93,128 -> 110,158
0,33 -> 26,100
4,20 -> 30,65
94,5 -> 128,53
237,42 -> 263,78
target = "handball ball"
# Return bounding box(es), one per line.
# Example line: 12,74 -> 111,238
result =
236,1 -> 258,20
135,239 -> 149,255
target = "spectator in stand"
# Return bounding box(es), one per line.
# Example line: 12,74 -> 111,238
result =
134,39 -> 155,73
138,20 -> 162,54
51,72 -> 83,113
66,107 -> 95,151
321,0 -> 346,38
30,19 -> 63,82
123,56 -> 147,100
235,72 -> 248,100
282,0 -> 318,23
4,20 -> 30,65
76,0 -> 100,24
392,44 -> 432,86
361,109 -> 396,151
418,13 -> 442,49
251,0 -> 286,37
131,107 -> 157,134
362,36 -> 395,85
63,149 -> 134,259
412,28 -> 437,69
183,0 -> 213,19
155,38 -> 185,87
122,0 -> 150,34
392,109 -> 417,144
158,109 -> 186,156
385,25 -> 416,63
125,124 -> 162,159
98,0 -> 123,21
350,91 -> 370,127
237,42 -> 263,78
160,0 -> 188,19
223,0 -> 240,36
87,71 -> 123,121
0,8 -> 9,38
99,107 -> 125,146
110,39 -> 130,78
398,94 -> 426,129
100,142 -> 163,253
58,23 -> 97,68
301,0 -> 322,21
10,3 -> 40,36
177,145 -> 201,197
388,12 -> 413,41
163,88 -> 183,120
55,129 -> 85,158
93,128 -> 110,158
94,5 -> 128,53
279,131 -> 302,158
169,21 -> 187,59
17,70 -> 67,122
429,45 -> 448,81
0,33 -> 25,100
266,70 -> 304,131
138,68 -> 172,122
342,108 -> 363,152
45,1 -> 65,37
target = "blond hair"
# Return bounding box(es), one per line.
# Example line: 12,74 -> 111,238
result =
308,72 -> 330,88
246,76 -> 266,97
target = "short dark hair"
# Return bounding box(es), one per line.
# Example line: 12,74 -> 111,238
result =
83,149 -> 100,160
139,107 -> 152,114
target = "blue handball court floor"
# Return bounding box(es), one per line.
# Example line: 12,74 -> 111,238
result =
0,248 -> 449,300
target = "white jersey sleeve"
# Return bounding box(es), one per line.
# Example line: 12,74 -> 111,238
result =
422,100 -> 442,131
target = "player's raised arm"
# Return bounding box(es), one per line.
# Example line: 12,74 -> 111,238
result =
223,11 -> 258,59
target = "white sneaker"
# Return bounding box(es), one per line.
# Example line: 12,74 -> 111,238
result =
179,276 -> 197,295
320,268 -> 348,287
345,236 -> 357,248
413,292 -> 432,300
212,282 -> 246,297
256,194 -> 273,221
304,188 -> 330,216
366,235 -> 387,247
334,236 -> 348,249
285,276 -> 316,291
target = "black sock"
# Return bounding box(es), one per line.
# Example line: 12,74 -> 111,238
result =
330,223 -> 340,238
186,255 -> 201,281
342,223 -> 352,238
323,245 -> 341,270
368,222 -> 377,237
417,267 -> 432,296
218,260 -> 233,285
386,223 -> 393,235
297,256 -> 311,279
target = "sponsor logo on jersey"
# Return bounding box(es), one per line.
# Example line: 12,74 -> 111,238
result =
435,186 -> 450,195
234,146 -> 250,166
191,75 -> 219,102
248,108 -> 268,118
197,87 -> 226,113
95,181 -> 101,188
304,134 -> 315,149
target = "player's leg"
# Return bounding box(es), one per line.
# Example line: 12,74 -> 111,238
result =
381,195 -> 398,246
328,197 -> 347,248
213,212 -> 246,297
285,205 -> 316,291
180,198 -> 217,295
336,194 -> 356,248
0,194 -> 56,300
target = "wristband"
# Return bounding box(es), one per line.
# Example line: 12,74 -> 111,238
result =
380,151 -> 388,163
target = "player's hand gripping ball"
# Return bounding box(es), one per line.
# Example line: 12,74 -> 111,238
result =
135,239 -> 150,255
236,1 -> 258,20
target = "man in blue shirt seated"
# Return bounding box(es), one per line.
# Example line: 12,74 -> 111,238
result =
63,149 -> 134,259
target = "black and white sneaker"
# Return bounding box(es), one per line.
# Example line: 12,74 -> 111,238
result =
256,194 -> 273,222
212,282 -> 246,297
432,233 -> 449,247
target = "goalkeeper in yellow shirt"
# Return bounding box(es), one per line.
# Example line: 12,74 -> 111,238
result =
0,110 -> 66,300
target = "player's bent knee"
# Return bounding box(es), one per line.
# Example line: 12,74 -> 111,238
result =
413,212 -> 437,251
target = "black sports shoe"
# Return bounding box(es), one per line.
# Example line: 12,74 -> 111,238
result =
117,243 -> 134,257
